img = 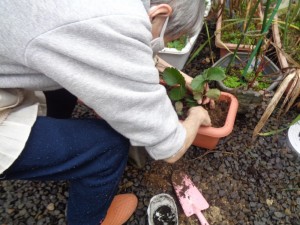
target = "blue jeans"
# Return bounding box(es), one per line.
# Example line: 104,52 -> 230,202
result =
2,117 -> 129,225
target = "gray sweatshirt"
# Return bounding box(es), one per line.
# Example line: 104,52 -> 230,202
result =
0,0 -> 186,160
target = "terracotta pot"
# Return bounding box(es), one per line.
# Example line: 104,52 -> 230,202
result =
160,80 -> 238,149
215,0 -> 263,57
192,92 -> 238,149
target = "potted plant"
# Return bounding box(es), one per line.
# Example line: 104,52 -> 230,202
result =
215,0 -> 264,57
161,66 -> 238,150
213,52 -> 282,113
212,0 -> 284,113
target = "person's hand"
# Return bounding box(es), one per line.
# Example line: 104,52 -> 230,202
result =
186,80 -> 215,109
195,83 -> 216,109
187,106 -> 211,127
155,56 -> 216,109
164,106 -> 211,164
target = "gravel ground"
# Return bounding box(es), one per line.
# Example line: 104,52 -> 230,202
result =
1,21 -> 300,225
122,105 -> 300,225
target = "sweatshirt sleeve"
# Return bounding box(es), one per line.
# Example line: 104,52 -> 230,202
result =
24,15 -> 186,160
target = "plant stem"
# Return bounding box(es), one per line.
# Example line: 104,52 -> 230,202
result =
190,150 -> 234,161
244,0 -> 252,32
226,0 -> 261,74
248,57 -> 266,89
252,0 -> 271,76
187,39 -> 210,65
241,0 -> 282,79
283,0 -> 293,48
204,20 -> 214,64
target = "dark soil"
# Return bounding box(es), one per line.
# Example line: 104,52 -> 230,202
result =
172,171 -> 190,198
206,100 -> 229,127
153,205 -> 176,225
170,95 -> 228,128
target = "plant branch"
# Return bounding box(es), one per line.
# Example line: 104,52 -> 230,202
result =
190,149 -> 234,161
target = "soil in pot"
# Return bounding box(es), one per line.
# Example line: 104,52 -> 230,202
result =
205,100 -> 229,127
174,99 -> 229,128
153,205 -> 177,225
170,92 -> 229,128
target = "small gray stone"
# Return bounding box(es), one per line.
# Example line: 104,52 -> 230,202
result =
19,208 -> 27,216
218,190 -> 226,197
274,211 -> 285,218
254,221 -> 265,225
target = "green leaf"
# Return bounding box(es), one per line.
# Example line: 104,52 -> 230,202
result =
258,128 -> 286,136
185,97 -> 197,104
193,92 -> 203,101
186,101 -> 198,107
191,75 -> 205,92
162,67 -> 186,87
290,114 -> 300,126
169,86 -> 186,101
206,67 -> 226,81
201,70 -> 208,80
206,89 -> 221,100
167,35 -> 187,51
224,76 -> 242,88
258,114 -> 300,137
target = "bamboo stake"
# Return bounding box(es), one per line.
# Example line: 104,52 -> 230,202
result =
244,0 -> 252,31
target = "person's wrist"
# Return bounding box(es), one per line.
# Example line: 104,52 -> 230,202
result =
188,106 -> 204,116
187,108 -> 210,127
